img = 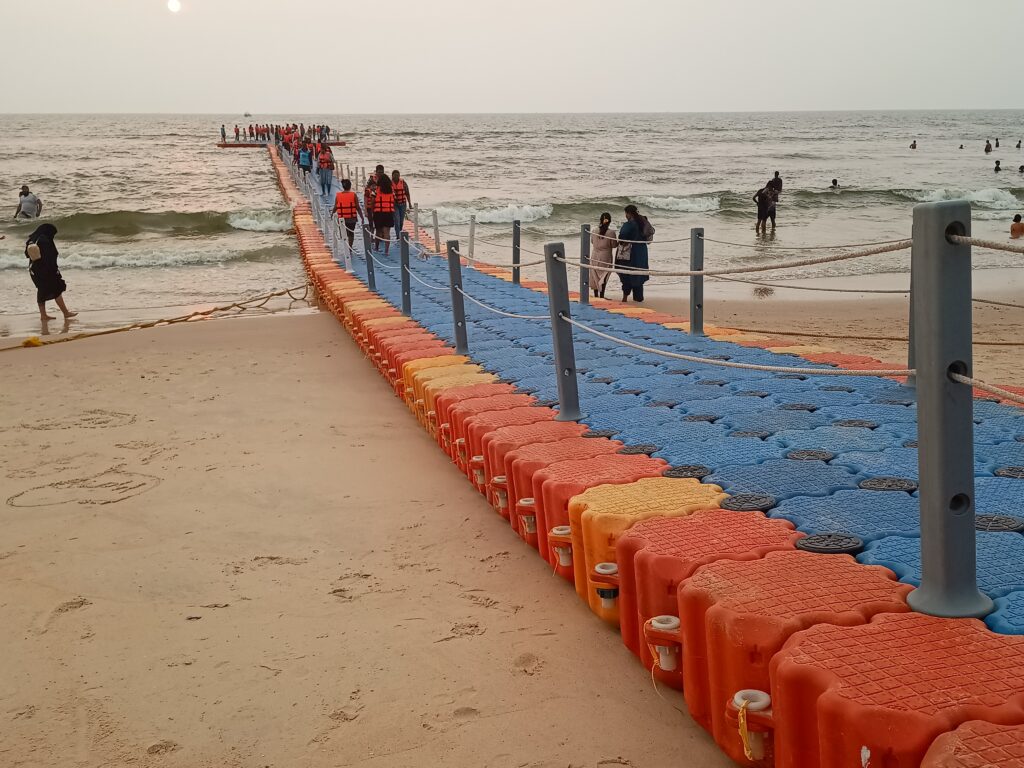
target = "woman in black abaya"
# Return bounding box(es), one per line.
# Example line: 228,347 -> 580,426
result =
25,223 -> 76,321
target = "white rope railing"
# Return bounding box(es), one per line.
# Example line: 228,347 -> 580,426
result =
949,235 -> 1024,255
448,246 -> 546,269
561,314 -> 914,377
556,239 -> 913,278
455,287 -> 548,320
713,275 -> 910,295
366,250 -> 398,270
699,236 -> 911,251
403,265 -> 449,291
950,373 -> 1024,406
973,297 -> 1024,310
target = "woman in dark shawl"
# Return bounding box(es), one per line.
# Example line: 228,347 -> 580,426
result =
25,223 -> 76,321
616,205 -> 652,302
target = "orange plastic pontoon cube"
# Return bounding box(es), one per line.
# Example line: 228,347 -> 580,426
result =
682,550 -> 911,765
506,437 -> 625,543
616,510 -> 802,680
418,370 -> 497,430
528,454 -> 666,571
446,393 -> 537,462
566,477 -> 727,623
431,382 -> 518,445
922,721 -> 1024,768
767,613 -> 1024,768
457,406 -> 557,483
482,422 -> 590,516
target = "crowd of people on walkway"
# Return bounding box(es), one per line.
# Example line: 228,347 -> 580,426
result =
331,165 -> 412,256
220,122 -> 335,144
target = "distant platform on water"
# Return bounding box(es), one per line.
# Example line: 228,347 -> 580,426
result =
217,141 -> 346,149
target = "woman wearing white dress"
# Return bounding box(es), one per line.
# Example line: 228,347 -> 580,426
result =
589,212 -> 616,298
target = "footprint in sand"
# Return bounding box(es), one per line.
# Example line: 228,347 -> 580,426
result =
512,652 -> 544,677
35,596 -> 91,635
23,409 -> 137,431
225,555 -> 309,575
435,622 -> 485,643
146,740 -> 180,756
7,466 -> 161,508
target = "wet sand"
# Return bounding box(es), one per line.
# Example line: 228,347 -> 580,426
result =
0,313 -> 731,768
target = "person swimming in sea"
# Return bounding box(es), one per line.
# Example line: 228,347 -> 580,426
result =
1012,214 -> 1024,239
985,140 -> 993,153
909,140 -> 917,149
830,179 -> 840,189
995,160 -> 1002,172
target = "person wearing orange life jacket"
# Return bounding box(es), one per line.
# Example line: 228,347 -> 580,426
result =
372,176 -> 396,255
317,146 -> 335,197
332,178 -> 363,248
391,170 -> 412,236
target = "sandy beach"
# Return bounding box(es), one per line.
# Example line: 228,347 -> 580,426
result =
644,267 -> 1024,388
0,312 -> 731,768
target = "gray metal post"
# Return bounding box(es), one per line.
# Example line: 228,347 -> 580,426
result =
432,210 -> 441,255
413,203 -> 420,244
690,227 -> 704,336
906,200 -> 992,619
906,274 -> 916,387
446,240 -> 469,354
512,220 -> 522,286
579,224 -> 591,305
543,242 -> 585,422
400,232 -> 412,316
362,224 -> 376,292
468,215 -> 476,261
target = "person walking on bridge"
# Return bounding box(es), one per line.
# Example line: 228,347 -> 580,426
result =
333,179 -> 363,249
372,176 -> 395,255
392,170 -> 411,236
317,145 -> 335,197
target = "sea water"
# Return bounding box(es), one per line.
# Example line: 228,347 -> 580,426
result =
2,112 -> 1023,325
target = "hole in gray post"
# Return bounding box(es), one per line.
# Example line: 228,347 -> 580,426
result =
944,221 -> 967,242
949,493 -> 970,516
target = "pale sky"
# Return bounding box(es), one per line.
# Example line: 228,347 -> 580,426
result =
7,0 -> 1024,113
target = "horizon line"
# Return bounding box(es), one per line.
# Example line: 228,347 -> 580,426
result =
4,108 -> 1024,117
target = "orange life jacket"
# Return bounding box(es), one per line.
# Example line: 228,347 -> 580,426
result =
318,151 -> 333,169
393,179 -> 407,204
373,192 -> 395,214
335,191 -> 359,219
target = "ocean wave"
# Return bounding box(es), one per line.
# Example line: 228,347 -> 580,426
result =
0,243 -> 295,271
893,187 -> 1022,209
0,210 -> 292,241
633,195 -> 721,213
435,203 -> 553,225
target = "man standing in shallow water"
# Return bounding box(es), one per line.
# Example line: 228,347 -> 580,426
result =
14,186 -> 42,219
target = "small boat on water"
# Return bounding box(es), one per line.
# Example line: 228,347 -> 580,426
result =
244,112 -> 252,118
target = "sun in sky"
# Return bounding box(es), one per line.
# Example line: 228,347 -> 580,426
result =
167,0 -> 182,12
